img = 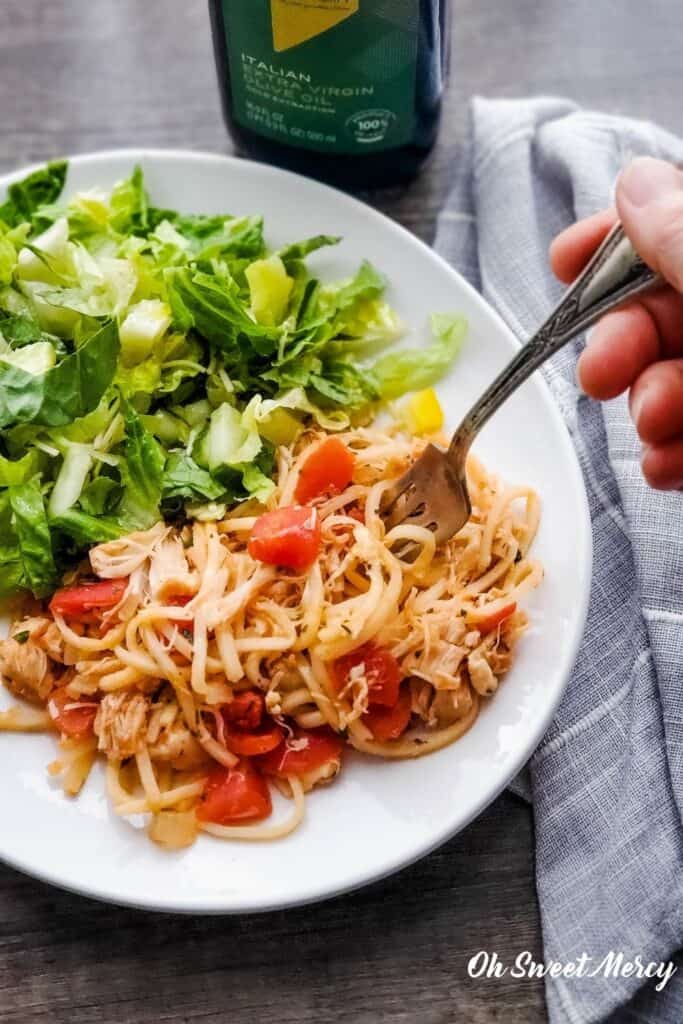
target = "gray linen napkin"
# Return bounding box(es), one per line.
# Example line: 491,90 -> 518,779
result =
434,97 -> 683,1024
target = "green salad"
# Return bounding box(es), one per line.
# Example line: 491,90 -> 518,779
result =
0,161 -> 466,598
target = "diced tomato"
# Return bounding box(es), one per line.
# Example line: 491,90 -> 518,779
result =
248,505 -> 321,571
294,437 -> 355,504
48,685 -> 98,738
196,762 -> 272,825
224,690 -> 265,731
49,578 -> 128,617
259,726 -> 344,777
219,691 -> 283,756
362,685 -> 412,742
472,601 -> 517,636
223,721 -> 284,757
332,643 -> 401,708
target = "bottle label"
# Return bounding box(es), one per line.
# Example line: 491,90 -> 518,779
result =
219,0 -> 419,153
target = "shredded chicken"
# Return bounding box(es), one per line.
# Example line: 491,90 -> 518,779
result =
0,636 -> 55,704
94,692 -> 150,758
467,648 -> 498,697
400,613 -> 470,690
411,677 -> 474,728
40,622 -> 68,664
10,616 -> 50,641
147,721 -> 207,771
430,686 -> 475,726
148,537 -> 198,602
90,522 -> 168,579
337,662 -> 369,728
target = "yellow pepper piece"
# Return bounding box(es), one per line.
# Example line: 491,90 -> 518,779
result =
404,387 -> 444,436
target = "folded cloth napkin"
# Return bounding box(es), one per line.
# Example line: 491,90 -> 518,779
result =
434,97 -> 683,1024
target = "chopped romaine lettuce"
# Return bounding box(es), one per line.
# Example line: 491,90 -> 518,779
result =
246,255 -> 293,327
8,479 -> 58,597
119,299 -> 172,366
0,319 -> 118,428
0,161 -> 67,231
369,313 -> 467,400
0,161 -> 466,596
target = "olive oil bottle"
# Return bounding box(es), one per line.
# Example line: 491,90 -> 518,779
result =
209,0 -> 449,188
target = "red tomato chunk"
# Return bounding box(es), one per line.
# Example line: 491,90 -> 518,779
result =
259,727 -> 344,777
197,762 -> 272,825
50,578 -> 128,617
332,643 -> 401,708
362,685 -> 412,741
248,506 -> 321,570
48,685 -> 99,738
295,437 -> 355,504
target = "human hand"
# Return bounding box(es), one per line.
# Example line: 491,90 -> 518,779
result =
550,157 -> 683,489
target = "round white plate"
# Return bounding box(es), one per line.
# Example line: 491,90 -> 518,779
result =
0,151 -> 591,913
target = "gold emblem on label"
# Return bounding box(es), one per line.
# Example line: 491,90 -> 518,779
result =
270,0 -> 359,53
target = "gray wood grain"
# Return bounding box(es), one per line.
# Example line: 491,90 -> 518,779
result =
0,798 -> 544,1024
1,2 -> 682,1021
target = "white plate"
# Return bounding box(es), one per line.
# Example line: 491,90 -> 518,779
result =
0,150 -> 591,913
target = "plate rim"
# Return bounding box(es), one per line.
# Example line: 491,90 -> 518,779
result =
0,148 -> 592,914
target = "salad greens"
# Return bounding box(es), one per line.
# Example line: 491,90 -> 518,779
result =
0,162 -> 467,597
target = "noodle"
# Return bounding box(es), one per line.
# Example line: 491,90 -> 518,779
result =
0,426 -> 541,847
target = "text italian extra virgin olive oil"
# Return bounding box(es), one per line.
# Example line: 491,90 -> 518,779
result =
209,0 -> 450,188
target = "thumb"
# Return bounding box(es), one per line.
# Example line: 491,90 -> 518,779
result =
616,157 -> 683,293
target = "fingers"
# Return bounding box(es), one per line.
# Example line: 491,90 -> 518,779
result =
577,303 -> 659,399
616,157 -> 683,292
549,208 -> 617,283
576,290 -> 683,399
629,359 -> 683,445
641,439 -> 683,490
550,160 -> 683,491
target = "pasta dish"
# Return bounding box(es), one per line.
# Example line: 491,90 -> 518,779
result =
0,162 -> 541,849
0,426 -> 541,848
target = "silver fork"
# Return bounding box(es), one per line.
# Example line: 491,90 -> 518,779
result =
382,222 -> 662,543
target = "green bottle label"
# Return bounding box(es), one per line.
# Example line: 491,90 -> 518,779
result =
219,0 -> 419,154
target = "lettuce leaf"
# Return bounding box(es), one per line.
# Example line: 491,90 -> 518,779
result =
78,476 -> 121,516
165,265 -> 278,357
0,319 -> 119,427
0,161 -> 68,231
51,508 -> 127,546
109,166 -> 149,234
278,234 -> 340,270
0,310 -> 55,348
0,449 -> 42,487
118,401 -> 165,528
368,313 -> 467,400
9,479 -> 58,596
150,210 -> 265,263
161,452 -> 226,503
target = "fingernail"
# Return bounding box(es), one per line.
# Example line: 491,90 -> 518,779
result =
618,157 -> 683,208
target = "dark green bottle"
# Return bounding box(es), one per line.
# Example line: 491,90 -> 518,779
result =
209,0 -> 449,189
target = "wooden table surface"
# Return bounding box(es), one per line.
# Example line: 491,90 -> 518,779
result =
1,3 -> 681,1022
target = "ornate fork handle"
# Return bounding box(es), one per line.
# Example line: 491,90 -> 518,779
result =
446,222 -> 662,470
